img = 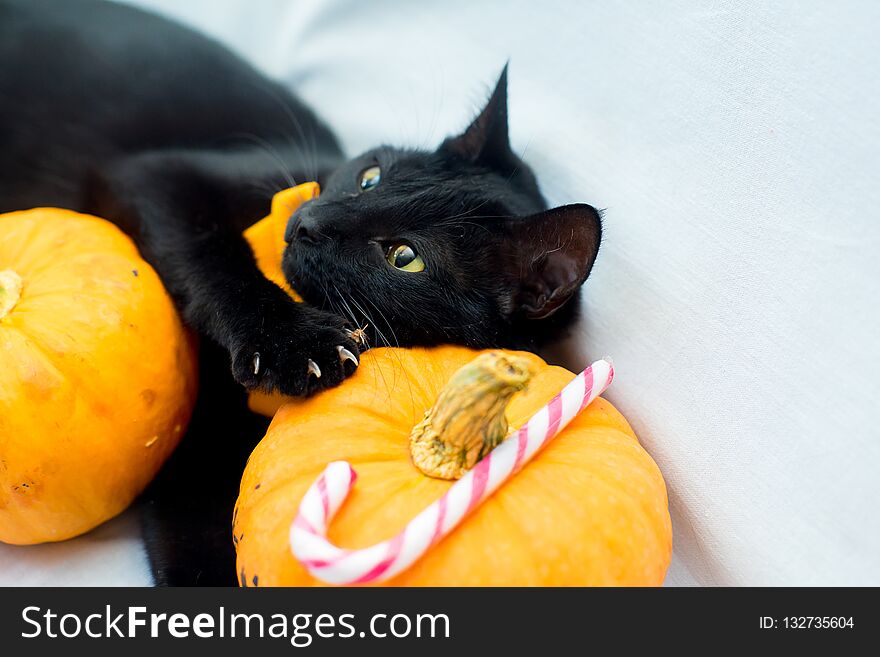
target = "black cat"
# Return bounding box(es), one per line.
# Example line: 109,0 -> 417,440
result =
0,0 -> 602,585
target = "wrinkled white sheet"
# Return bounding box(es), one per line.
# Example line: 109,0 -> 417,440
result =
3,0 -> 878,586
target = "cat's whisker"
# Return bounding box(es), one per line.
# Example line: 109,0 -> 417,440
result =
247,77 -> 320,182
357,295 -> 398,350
346,294 -> 386,348
331,285 -> 373,354
229,132 -> 297,189
354,293 -> 417,412
348,294 -> 391,349
431,196 -> 499,225
331,283 -> 361,327
341,292 -> 396,398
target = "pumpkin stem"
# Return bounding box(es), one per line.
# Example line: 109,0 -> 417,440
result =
0,270 -> 23,321
409,351 -> 534,480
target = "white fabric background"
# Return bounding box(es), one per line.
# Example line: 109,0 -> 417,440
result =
2,0 -> 878,586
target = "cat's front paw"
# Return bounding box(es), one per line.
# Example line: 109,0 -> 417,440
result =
231,306 -> 362,396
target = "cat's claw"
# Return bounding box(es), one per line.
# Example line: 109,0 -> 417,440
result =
307,359 -> 322,379
231,306 -> 361,396
337,345 -> 359,367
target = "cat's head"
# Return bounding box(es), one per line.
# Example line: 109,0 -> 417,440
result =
282,67 -> 602,351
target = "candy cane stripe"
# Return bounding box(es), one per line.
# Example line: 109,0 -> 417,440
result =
513,428 -> 529,473
467,457 -> 491,514
487,434 -> 518,491
298,484 -> 327,533
440,473 -> 475,533
317,474 -> 330,518
386,510 -> 437,579
430,495 -> 448,545
350,534 -> 404,584
546,393 -> 564,438
579,367 -> 596,412
557,377 -> 580,430
521,404 -> 549,463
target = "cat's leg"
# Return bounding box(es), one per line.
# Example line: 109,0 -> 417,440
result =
87,149 -> 361,397
140,339 -> 265,586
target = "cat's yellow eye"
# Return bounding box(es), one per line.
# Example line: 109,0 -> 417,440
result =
386,244 -> 425,272
359,165 -> 381,191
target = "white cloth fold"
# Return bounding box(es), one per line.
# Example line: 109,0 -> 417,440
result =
4,0 -> 877,586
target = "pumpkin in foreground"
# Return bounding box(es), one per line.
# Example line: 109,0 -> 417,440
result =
234,345 -> 672,586
0,207 -> 198,544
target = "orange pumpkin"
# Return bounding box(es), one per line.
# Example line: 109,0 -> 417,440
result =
234,346 -> 672,586
0,207 -> 198,544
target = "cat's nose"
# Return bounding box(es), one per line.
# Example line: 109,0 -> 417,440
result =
294,219 -> 319,244
287,208 -> 322,244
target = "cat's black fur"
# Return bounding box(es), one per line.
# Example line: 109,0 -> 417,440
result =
0,0 -> 602,585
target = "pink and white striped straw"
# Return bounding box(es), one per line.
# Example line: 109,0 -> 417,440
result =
290,358 -> 614,585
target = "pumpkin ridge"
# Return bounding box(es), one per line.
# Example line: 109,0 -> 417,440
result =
242,465 -> 423,556
478,495 -> 544,585
0,322 -> 66,380
38,246 -> 142,269
0,320 -> 31,344
505,465 -> 634,584
324,477 -> 431,551
530,427 -> 645,464
0,270 -> 23,319
362,352 -> 423,407
536,439 -> 666,498
571,398 -> 638,437
0,214 -> 52,274
16,253 -> 151,304
2,211 -> 136,274
528,448 -> 671,576
333,401 -> 416,436
241,454 -> 410,508
355,356 -> 437,427
0,287 -> 67,309
9,316 -> 114,406
257,418 -> 412,463
8,277 -> 183,413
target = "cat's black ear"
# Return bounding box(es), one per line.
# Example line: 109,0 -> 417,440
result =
501,204 -> 602,320
441,65 -> 516,171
